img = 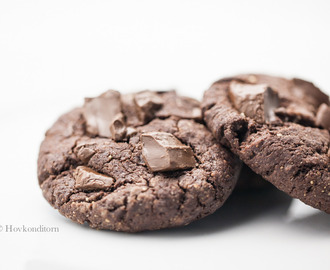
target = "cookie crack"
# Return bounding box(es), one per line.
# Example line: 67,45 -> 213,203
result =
176,181 -> 187,212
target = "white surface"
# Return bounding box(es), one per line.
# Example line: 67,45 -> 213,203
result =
0,1 -> 329,269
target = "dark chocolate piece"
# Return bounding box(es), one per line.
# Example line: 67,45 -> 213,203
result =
235,74 -> 330,126
228,81 -> 279,123
134,91 -> 163,123
292,78 -> 330,109
76,147 -> 95,163
316,103 -> 330,130
155,91 -> 202,120
126,127 -> 137,138
121,93 -> 142,126
275,104 -> 315,126
74,166 -> 114,190
264,86 -> 280,122
141,132 -> 196,172
121,91 -> 202,128
109,113 -> 126,141
83,90 -> 121,137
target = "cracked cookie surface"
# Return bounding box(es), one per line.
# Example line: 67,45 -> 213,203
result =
202,74 -> 330,213
38,91 -> 240,232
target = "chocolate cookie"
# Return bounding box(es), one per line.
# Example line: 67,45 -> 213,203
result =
38,90 -> 240,232
202,74 -> 330,213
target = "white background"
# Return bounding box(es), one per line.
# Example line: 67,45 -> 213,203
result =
0,0 -> 329,269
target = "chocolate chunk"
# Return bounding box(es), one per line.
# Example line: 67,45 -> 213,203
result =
155,91 -> 202,120
229,81 -> 279,123
121,91 -> 202,127
83,90 -> 122,137
126,127 -> 137,138
121,93 -> 142,126
73,166 -> 114,190
275,104 -> 316,126
109,113 -> 126,141
264,86 -> 280,122
141,132 -> 196,172
292,78 -> 330,109
316,103 -> 330,130
234,74 -> 330,125
134,91 -> 164,123
77,147 -> 95,163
